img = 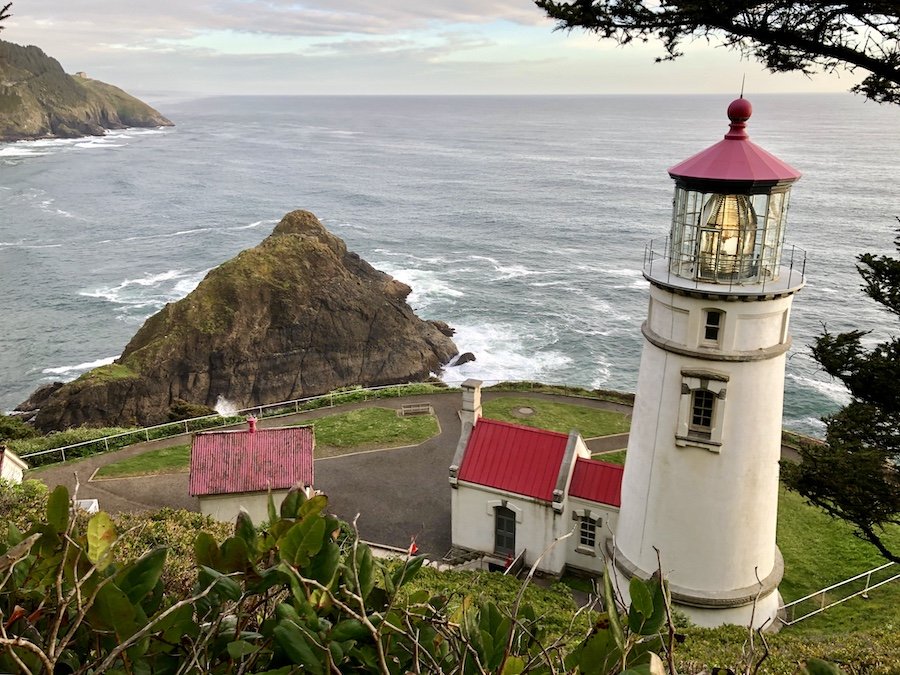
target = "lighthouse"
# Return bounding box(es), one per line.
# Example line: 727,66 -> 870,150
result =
611,98 -> 804,628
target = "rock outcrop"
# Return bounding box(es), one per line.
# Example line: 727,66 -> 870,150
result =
26,211 -> 459,430
0,40 -> 172,142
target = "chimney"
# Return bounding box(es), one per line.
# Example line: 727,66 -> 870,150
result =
247,416 -> 257,433
459,379 -> 483,428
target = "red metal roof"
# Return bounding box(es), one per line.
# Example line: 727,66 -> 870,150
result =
569,458 -> 623,507
189,425 -> 314,497
457,418 -> 569,501
668,98 -> 800,186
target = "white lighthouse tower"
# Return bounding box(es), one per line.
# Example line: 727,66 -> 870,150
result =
611,98 -> 804,628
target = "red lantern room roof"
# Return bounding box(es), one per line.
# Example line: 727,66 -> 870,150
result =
668,98 -> 801,190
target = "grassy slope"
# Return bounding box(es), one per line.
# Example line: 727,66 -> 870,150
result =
94,444 -> 191,479
92,408 -> 440,477
481,397 -> 630,438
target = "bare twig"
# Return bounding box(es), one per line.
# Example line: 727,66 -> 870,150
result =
653,547 -> 678,675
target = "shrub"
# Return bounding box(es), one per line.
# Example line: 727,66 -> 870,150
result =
0,413 -> 37,441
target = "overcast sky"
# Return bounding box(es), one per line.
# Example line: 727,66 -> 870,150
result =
3,1 -> 862,96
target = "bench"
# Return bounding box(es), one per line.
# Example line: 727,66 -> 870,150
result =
397,403 -> 433,417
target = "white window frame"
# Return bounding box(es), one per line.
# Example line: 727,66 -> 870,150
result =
676,369 -> 728,452
701,308 -> 724,346
572,509 -> 601,555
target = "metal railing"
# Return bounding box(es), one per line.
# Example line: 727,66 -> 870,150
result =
20,382 -> 453,464
642,237 -> 807,296
777,561 -> 900,626
19,379 -> 632,466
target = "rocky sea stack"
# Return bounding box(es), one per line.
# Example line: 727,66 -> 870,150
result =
23,211 -> 459,431
0,39 -> 173,142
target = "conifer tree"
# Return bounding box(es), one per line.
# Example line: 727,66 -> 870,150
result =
783,222 -> 900,564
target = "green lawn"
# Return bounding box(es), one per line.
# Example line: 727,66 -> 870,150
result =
592,449 -> 627,465
93,407 -> 439,478
580,447 -> 900,635
309,407 -> 439,457
94,444 -> 191,479
481,397 -> 629,438
776,486 -> 900,635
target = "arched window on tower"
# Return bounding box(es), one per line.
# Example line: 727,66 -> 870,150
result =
677,370 -> 728,451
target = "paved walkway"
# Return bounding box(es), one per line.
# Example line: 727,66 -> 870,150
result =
32,391 -> 632,559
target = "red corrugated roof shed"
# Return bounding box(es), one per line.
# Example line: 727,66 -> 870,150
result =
457,418 -> 569,502
189,425 -> 314,497
569,458 -> 623,507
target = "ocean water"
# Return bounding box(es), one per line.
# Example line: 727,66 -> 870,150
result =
2,94 -> 899,435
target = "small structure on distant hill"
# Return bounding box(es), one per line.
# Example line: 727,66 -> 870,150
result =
189,418 -> 314,523
0,445 -> 28,484
449,380 -> 623,575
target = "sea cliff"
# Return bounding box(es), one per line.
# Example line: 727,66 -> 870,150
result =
22,211 -> 459,431
0,39 -> 172,142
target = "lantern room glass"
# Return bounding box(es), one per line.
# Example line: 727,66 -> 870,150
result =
669,186 -> 791,284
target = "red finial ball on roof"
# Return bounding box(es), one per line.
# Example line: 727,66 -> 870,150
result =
727,97 -> 752,122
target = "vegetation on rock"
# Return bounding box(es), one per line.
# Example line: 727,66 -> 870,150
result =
24,211 -> 459,432
0,38 -> 173,142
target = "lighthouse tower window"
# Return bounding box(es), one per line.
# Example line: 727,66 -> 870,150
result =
703,309 -> 723,344
690,389 -> 715,439
677,370 -> 728,451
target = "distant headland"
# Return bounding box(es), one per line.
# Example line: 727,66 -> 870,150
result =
0,39 -> 173,143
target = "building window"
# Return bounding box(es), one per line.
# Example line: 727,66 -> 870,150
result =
689,389 -> 715,439
579,519 -> 597,548
703,309 -> 723,343
494,506 -> 516,556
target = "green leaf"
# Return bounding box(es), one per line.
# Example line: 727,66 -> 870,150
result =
501,656 -> 526,675
87,512 -> 117,572
629,577 -> 654,617
227,640 -> 259,659
198,565 -> 241,601
274,620 -> 323,674
307,541 -> 340,586
297,494 -> 328,520
602,567 -> 625,652
46,485 -> 69,532
280,486 -> 307,519
391,555 -> 425,589
267,489 -> 279,525
92,582 -> 137,633
235,509 -> 257,551
803,659 -> 847,675
194,532 -> 221,569
279,516 -> 326,568
117,547 -> 166,604
220,536 -> 250,573
353,543 -> 376,600
330,619 -> 369,643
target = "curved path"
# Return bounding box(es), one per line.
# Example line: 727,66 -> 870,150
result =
32,391 -> 631,558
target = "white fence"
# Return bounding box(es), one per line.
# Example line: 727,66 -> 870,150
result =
777,561 -> 899,625
20,379 -> 628,465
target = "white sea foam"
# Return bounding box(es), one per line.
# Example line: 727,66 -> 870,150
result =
42,356 -> 117,377
785,373 -> 851,406
443,323 -> 572,385
215,395 -> 240,417
0,146 -> 50,157
79,268 -> 209,314
375,266 -> 464,310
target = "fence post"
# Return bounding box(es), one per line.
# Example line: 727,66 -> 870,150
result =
104,438 -> 109,452
184,421 -> 189,434
330,393 -> 334,407
61,448 -> 66,463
